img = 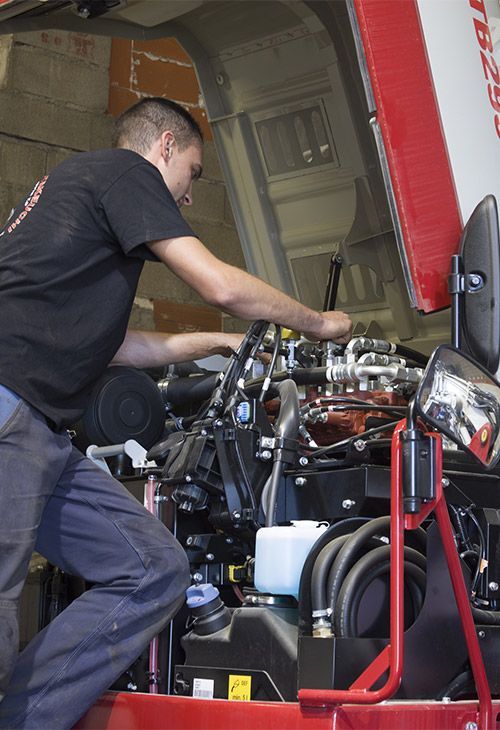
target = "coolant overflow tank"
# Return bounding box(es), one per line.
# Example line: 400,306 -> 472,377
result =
254,521 -> 328,599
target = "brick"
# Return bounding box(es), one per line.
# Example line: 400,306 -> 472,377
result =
153,300 -> 221,334
14,30 -> 111,67
0,136 -> 47,187
108,86 -> 141,118
9,45 -> 110,112
0,90 -> 113,151
0,35 -> 13,89
132,38 -> 191,65
109,38 -> 132,91
132,53 -> 199,104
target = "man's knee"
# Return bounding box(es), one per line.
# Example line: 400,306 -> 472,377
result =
138,532 -> 190,611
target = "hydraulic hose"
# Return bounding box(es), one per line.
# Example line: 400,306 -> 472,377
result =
327,516 -> 391,613
297,518 -> 371,637
159,373 -> 219,406
471,605 -> 500,625
310,535 -> 389,617
334,545 -> 427,637
264,380 -> 300,527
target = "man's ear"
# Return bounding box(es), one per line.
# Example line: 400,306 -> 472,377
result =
161,131 -> 176,162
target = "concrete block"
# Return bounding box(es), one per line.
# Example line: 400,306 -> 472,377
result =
223,192 -> 236,226
128,301 -> 156,331
0,136 -> 47,188
0,35 -> 13,89
201,141 -> 224,182
14,30 -> 111,68
9,45 -> 110,112
187,218 -> 246,270
183,179 -> 225,224
222,315 -> 247,333
46,147 -> 75,173
137,261 -> 206,304
0,90 -> 113,150
89,113 -> 114,150
0,182 -> 14,230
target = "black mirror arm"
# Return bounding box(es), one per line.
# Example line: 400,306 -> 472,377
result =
401,396 -> 436,514
449,254 -> 463,349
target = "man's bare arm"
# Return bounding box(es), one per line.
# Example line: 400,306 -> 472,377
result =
147,236 -> 352,343
111,329 -> 244,369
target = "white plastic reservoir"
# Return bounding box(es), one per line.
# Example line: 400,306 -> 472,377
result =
254,521 -> 328,599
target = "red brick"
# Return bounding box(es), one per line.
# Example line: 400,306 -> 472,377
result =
109,38 -> 132,90
108,86 -> 141,118
189,105 -> 212,141
132,53 -> 200,104
132,38 -> 191,65
153,299 -> 221,334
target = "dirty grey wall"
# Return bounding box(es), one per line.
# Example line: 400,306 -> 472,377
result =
0,29 -> 246,333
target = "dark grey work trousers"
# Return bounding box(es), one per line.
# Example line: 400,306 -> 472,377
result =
0,384 -> 190,729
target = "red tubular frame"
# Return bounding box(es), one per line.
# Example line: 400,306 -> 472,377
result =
299,421 -> 493,730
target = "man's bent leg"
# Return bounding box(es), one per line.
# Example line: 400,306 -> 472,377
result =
0,387 -> 72,704
0,447 -> 189,730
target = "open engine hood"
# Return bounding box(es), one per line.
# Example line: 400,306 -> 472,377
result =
2,0 -> 498,348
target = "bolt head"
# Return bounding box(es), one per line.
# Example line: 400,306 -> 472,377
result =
295,477 -> 307,486
342,499 -> 355,510
206,553 -> 214,561
186,536 -> 193,546
465,722 -> 478,730
261,450 -> 272,461
353,439 -> 366,452
185,475 -> 192,483
299,456 -> 309,466
489,581 -> 499,592
193,573 -> 203,583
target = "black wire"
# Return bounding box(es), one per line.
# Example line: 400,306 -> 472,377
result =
306,404 -> 406,420
302,420 -> 400,457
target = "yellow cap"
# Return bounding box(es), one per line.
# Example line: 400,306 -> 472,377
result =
281,328 -> 300,340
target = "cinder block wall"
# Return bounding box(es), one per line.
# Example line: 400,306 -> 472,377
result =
0,30 -> 246,334
0,31 -> 113,224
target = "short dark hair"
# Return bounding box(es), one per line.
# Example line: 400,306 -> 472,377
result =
112,97 -> 203,155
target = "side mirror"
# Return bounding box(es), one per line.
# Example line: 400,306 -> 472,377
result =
414,345 -> 500,468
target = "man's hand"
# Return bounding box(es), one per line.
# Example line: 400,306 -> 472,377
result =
303,310 -> 352,344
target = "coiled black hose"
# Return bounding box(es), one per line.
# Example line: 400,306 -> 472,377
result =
334,544 -> 427,637
298,518 -> 371,636
310,534 -> 388,616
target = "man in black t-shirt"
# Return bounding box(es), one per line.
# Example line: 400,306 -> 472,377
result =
0,97 -> 351,729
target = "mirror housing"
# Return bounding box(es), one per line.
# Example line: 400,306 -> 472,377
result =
415,345 -> 500,468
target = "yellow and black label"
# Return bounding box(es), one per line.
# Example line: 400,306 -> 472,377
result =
228,674 -> 252,701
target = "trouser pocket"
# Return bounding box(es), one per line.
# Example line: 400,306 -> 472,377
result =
0,385 -> 23,436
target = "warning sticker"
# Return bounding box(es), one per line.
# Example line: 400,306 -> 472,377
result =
192,677 -> 214,699
228,674 -> 252,701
